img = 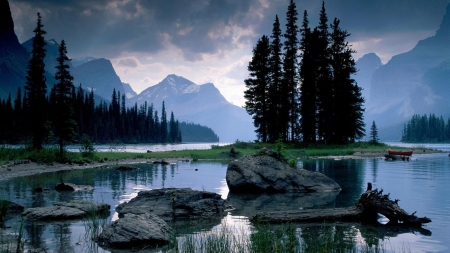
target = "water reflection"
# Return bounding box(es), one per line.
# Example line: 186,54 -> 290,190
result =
1,154 -> 449,252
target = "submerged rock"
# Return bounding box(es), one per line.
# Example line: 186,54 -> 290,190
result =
226,155 -> 341,193
116,188 -> 227,221
55,182 -> 93,191
117,166 -> 139,171
0,200 -> 24,222
97,213 -> 173,249
22,201 -> 110,221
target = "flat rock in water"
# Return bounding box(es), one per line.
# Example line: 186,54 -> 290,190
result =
22,201 -> 110,221
226,155 -> 341,193
97,213 -> 173,249
116,188 -> 227,221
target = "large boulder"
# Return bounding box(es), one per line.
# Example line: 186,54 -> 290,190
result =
116,188 -> 227,221
22,201 -> 110,221
97,213 -> 173,249
226,155 -> 341,193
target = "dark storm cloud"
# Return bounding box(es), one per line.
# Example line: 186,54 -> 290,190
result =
9,0 -> 450,61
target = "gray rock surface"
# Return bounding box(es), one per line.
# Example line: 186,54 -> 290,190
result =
116,188 -> 227,221
97,213 -> 173,249
22,201 -> 110,221
226,155 -> 341,193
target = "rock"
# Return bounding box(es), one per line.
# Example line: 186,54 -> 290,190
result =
226,155 -> 341,193
116,188 -> 227,221
97,213 -> 172,249
117,166 -> 138,171
55,182 -> 93,191
22,201 -> 110,221
0,200 -> 24,222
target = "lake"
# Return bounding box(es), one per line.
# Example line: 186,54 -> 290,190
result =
1,143 -> 449,252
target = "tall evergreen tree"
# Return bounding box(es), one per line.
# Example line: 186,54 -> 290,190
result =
52,40 -> 77,155
24,13 -> 47,149
299,10 -> 319,143
160,101 -> 168,143
315,2 -> 333,143
267,15 -> 283,142
244,35 -> 271,142
282,0 -> 300,141
330,18 -> 365,143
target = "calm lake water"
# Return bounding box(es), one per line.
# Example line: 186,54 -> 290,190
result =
1,143 -> 449,252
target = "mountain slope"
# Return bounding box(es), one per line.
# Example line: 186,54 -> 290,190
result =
129,74 -> 255,142
353,53 -> 382,102
0,0 -> 28,99
72,58 -> 126,101
365,3 -> 450,136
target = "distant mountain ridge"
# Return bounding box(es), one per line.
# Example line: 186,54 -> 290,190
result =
363,3 -> 450,139
129,74 -> 255,142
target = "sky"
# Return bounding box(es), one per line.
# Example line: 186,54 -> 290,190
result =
8,0 -> 450,107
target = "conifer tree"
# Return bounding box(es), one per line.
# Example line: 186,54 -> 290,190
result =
369,121 -> 379,144
24,13 -> 47,149
244,35 -> 271,142
160,101 -> 168,143
53,40 -> 77,155
267,15 -> 283,142
282,0 -> 300,141
299,10 -> 319,143
315,2 -> 333,143
330,18 -> 365,143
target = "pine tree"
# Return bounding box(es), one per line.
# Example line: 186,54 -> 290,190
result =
53,40 -> 77,155
330,18 -> 365,143
299,10 -> 318,143
244,35 -> 271,142
315,2 -> 333,143
24,13 -> 47,149
160,101 -> 168,143
369,121 -> 379,144
267,15 -> 283,143
282,0 -> 300,141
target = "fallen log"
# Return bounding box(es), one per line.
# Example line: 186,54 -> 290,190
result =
251,184 -> 431,227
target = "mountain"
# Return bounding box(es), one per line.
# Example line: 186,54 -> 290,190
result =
72,56 -> 98,67
0,0 -> 28,99
22,38 -> 70,76
353,53 -> 382,102
122,82 -> 137,98
129,74 -> 256,142
71,58 -> 126,101
365,3 -> 450,139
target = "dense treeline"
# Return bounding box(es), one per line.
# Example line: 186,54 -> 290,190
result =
244,1 -> 365,144
0,13 -> 183,149
179,122 -> 219,143
0,85 -> 182,145
402,114 -> 450,143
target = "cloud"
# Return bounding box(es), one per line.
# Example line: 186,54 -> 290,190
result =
117,56 -> 140,68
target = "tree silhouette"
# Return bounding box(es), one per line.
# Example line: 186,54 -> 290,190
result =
52,40 -> 77,155
369,121 -> 379,144
24,13 -> 47,149
244,35 -> 271,142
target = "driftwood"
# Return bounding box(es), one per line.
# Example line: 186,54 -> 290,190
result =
251,185 -> 431,227
384,154 -> 410,161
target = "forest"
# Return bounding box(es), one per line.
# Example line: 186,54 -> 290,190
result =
244,1 -> 364,144
0,12 -> 221,150
401,114 -> 450,143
